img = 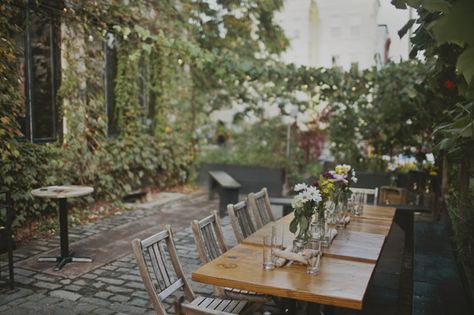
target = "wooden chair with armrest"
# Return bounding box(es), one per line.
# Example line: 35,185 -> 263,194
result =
132,225 -> 254,315
191,212 -> 270,308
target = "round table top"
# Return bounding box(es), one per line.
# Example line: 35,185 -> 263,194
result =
31,185 -> 94,199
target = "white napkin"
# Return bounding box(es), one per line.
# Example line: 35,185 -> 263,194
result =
273,247 -> 320,266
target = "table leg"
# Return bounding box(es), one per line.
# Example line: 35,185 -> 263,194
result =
59,198 -> 69,258
38,198 -> 92,270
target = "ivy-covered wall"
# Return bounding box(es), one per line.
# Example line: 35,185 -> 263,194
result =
0,0 -> 289,226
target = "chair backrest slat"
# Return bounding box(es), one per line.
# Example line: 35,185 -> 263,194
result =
350,187 -> 379,205
192,212 -> 228,264
228,200 -> 257,243
155,243 -> 173,287
132,226 -> 196,315
203,224 -> 219,260
158,278 -> 184,300
147,246 -> 166,291
248,188 -> 275,228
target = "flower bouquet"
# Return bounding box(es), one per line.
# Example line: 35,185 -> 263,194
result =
322,164 -> 357,228
289,183 -> 322,251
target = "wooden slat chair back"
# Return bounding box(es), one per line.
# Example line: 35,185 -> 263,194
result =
228,200 -> 257,243
351,187 -> 379,205
133,226 -> 249,315
132,226 -> 194,315
248,188 -> 275,228
191,213 -> 270,307
191,211 -> 228,264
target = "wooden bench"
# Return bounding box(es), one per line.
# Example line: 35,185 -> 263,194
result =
198,163 -> 285,197
208,171 -> 241,217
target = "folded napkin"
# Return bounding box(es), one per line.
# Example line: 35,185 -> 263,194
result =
273,247 -> 320,266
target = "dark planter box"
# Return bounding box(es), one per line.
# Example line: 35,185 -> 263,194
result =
198,163 -> 286,197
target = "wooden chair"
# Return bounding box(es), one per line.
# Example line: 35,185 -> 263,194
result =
248,188 -> 275,228
0,189 -> 14,289
132,225 -> 251,315
378,186 -> 407,205
191,212 -> 270,306
350,187 -> 378,205
227,200 -> 257,243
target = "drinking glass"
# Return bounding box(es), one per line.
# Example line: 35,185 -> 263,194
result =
355,193 -> 364,216
272,224 -> 284,250
306,241 -> 321,275
310,220 -> 328,247
262,235 -> 274,270
335,203 -> 345,229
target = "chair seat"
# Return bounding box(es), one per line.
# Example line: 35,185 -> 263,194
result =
187,295 -> 248,314
223,287 -> 271,302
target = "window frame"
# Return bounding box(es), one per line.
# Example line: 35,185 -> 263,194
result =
16,1 -> 62,143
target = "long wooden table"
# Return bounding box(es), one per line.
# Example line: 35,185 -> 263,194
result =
192,204 -> 396,310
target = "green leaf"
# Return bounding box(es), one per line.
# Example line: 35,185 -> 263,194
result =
431,0 -> 474,46
422,0 -> 451,13
391,0 -> 408,9
289,217 -> 298,233
457,47 -> 474,85
398,19 -> 416,38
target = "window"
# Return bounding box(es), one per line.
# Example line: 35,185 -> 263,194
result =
14,1 -> 62,143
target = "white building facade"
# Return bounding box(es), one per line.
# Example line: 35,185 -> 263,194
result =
276,0 -> 411,69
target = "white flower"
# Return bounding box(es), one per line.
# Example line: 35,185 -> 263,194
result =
294,183 -> 308,192
305,186 -> 322,203
297,190 -> 309,203
352,176 -> 358,183
291,194 -> 304,208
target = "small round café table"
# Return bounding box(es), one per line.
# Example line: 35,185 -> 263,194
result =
31,185 -> 94,271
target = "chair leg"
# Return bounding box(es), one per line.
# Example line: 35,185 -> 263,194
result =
174,296 -> 184,315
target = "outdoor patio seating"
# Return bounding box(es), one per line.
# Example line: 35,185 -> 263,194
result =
191,212 -> 270,306
248,188 -> 275,228
227,200 -> 257,243
131,225 -> 253,315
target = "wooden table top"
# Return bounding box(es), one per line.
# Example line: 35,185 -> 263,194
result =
192,244 -> 376,310
192,204 -> 396,310
31,185 -> 94,199
242,212 -> 389,263
346,217 -> 392,236
357,204 -> 396,221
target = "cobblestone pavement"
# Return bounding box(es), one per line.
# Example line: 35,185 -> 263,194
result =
0,192 -> 240,315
